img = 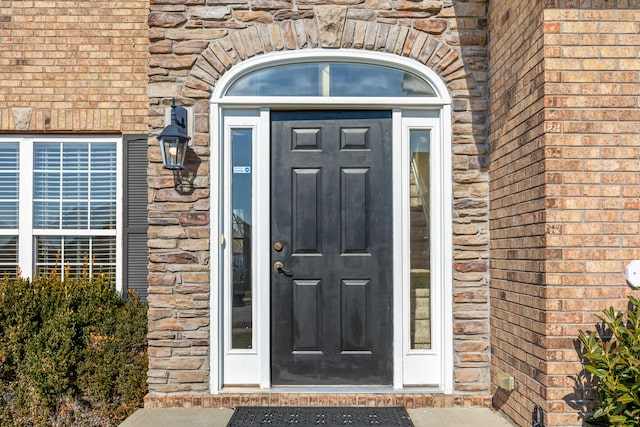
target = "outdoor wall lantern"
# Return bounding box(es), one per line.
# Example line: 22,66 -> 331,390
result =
159,99 -> 190,170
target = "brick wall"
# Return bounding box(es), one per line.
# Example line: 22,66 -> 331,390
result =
543,6 -> 640,426
488,2 -> 547,426
147,0 -> 491,397
490,3 -> 640,426
0,0 -> 148,133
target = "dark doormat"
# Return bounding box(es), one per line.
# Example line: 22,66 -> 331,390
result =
226,406 -> 414,426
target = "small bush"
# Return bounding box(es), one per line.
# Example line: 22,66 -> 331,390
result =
578,296 -> 640,427
0,271 -> 147,426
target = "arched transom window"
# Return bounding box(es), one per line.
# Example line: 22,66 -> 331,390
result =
212,50 -> 451,104
226,61 -> 437,97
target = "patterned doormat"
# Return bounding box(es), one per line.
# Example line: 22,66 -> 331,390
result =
227,406 -> 414,426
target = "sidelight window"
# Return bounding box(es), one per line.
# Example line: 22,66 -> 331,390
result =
230,129 -> 254,349
222,112 -> 267,386
409,129 -> 431,350
401,114 -> 444,387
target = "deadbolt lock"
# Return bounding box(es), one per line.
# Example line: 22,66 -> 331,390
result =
273,241 -> 284,251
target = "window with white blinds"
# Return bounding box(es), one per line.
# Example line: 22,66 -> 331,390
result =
33,141 -> 117,278
0,137 -> 122,286
0,143 -> 19,276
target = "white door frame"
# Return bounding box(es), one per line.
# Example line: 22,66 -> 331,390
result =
209,49 -> 453,393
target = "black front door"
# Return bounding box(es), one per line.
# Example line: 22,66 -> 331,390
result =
271,111 -> 393,385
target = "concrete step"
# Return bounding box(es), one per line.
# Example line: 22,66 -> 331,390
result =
120,407 -> 514,427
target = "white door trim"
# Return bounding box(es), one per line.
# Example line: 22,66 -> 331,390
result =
210,49 -> 453,393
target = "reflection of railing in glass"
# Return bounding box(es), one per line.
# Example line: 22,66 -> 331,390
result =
231,212 -> 252,349
409,130 -> 431,350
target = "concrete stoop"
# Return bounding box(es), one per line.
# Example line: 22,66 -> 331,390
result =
120,407 -> 514,427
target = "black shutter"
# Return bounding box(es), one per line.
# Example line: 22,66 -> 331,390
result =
123,134 -> 148,301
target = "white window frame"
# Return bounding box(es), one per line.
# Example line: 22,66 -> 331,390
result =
400,113 -> 448,387
0,135 -> 124,292
210,49 -> 452,393
220,111 -> 271,386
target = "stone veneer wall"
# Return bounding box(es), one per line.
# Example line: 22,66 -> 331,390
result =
490,1 -> 640,426
147,0 -> 491,399
0,0 -> 148,134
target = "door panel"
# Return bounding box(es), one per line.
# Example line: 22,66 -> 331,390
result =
341,279 -> 369,352
292,279 -> 321,351
341,168 -> 369,253
292,169 -> 321,253
271,111 -> 392,385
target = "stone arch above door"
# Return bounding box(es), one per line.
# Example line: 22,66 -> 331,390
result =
170,14 -> 476,101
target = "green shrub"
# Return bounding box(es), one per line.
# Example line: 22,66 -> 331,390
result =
0,271 -> 147,426
578,296 -> 640,427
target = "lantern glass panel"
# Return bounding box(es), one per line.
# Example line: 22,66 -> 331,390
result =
161,136 -> 184,169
